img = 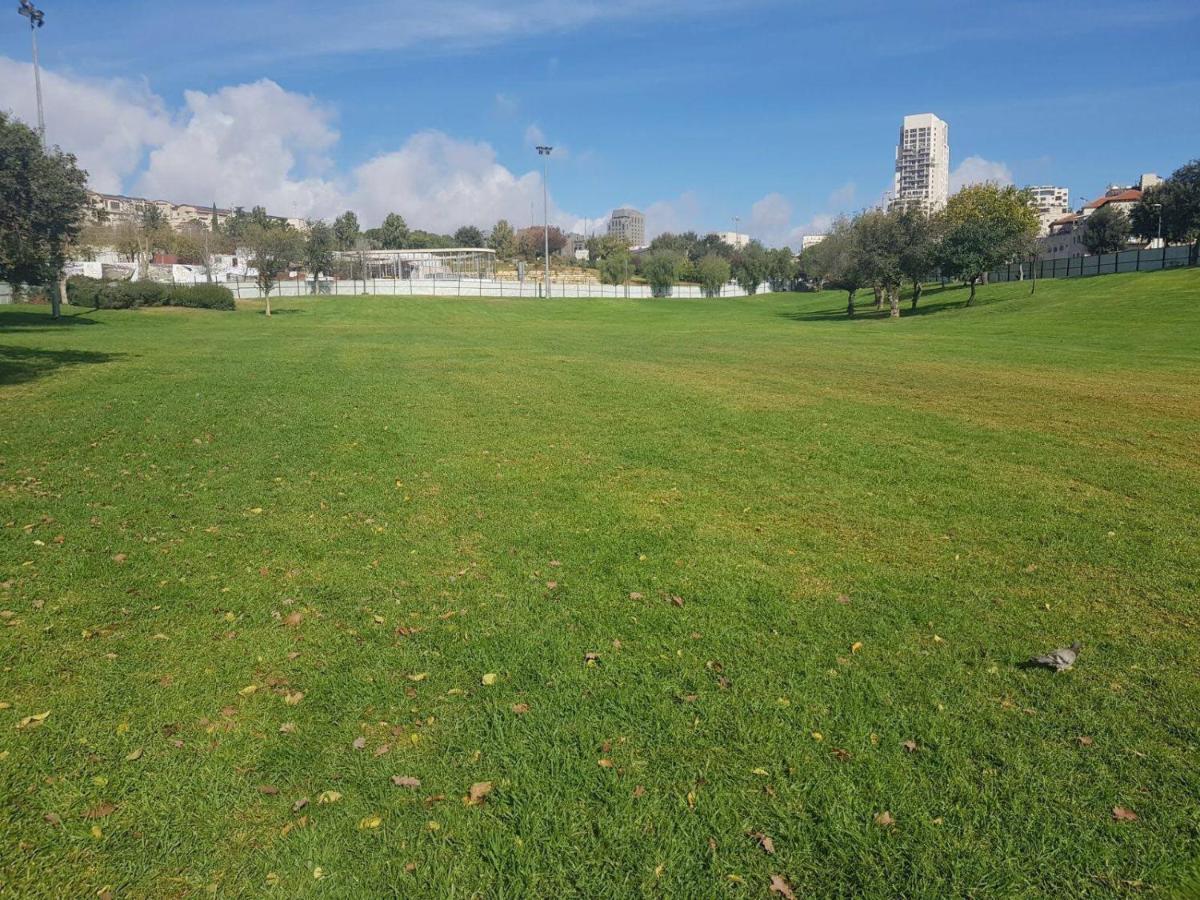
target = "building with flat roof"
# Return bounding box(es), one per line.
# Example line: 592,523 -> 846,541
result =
85,190 -> 304,232
607,208 -> 646,247
800,234 -> 827,251
714,231 -> 750,250
891,113 -> 949,214
1026,186 -> 1070,236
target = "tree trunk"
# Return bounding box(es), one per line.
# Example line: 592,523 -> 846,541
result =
847,288 -> 856,318
966,277 -> 978,306
911,280 -> 922,310
264,291 -> 272,317
872,285 -> 883,309
1030,257 -> 1037,294
52,275 -> 66,319
888,285 -> 900,318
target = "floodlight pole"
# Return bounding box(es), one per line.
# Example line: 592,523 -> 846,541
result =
1153,202 -> 1163,247
18,0 -> 46,147
537,145 -> 552,297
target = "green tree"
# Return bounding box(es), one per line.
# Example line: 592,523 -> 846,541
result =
374,213 -> 409,249
1131,161 -> 1200,246
598,248 -> 632,286
487,220 -> 516,259
516,226 -> 566,260
586,234 -> 629,264
939,183 -> 1039,306
853,209 -> 906,317
641,251 -> 682,297
244,224 -> 303,316
731,242 -> 769,295
766,247 -> 798,293
0,112 -> 88,318
333,211 -> 360,251
303,220 -> 336,294
801,216 -> 870,316
696,254 -> 731,297
454,225 -> 485,247
1081,205 -> 1132,255
896,208 -> 940,309
937,219 -> 1005,306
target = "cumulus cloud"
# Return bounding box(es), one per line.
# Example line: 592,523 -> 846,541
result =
745,182 -> 856,249
135,80 -> 342,214
950,155 -> 1014,193
0,58 -> 172,193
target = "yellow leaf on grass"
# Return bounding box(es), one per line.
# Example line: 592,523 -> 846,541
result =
124,747 -> 143,762
317,791 -> 342,805
16,711 -> 50,730
283,692 -> 304,705
851,641 -> 864,653
481,673 -> 498,686
359,815 -> 382,829
116,722 -> 129,734
406,673 -> 428,683
238,685 -> 257,696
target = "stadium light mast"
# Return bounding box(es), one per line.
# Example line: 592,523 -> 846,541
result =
1153,202 -> 1163,247
537,145 -> 553,296
17,0 -> 46,147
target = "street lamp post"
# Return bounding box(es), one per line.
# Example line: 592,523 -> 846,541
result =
18,0 -> 46,147
1153,202 -> 1163,248
536,145 -> 553,297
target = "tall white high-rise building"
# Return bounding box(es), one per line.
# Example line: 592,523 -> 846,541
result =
891,113 -> 949,213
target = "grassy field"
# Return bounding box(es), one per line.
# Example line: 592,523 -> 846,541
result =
2,271 -> 1199,897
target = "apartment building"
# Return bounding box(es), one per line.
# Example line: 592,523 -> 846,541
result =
1027,186 -> 1070,236
891,113 -> 950,214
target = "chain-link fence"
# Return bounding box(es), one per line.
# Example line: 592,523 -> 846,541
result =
221,278 -> 763,301
989,243 -> 1198,283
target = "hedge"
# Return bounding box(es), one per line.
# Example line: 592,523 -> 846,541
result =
66,277 -> 235,311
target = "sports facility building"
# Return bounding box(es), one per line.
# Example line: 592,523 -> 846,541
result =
333,248 -> 495,280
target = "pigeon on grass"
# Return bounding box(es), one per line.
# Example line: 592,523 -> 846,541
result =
1026,642 -> 1081,672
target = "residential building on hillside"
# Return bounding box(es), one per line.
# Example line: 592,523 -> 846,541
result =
714,231 -> 749,250
607,208 -> 646,247
86,190 -> 305,232
1037,174 -> 1157,259
557,233 -> 590,261
891,113 -> 949,214
800,234 -> 827,251
1026,186 -> 1070,235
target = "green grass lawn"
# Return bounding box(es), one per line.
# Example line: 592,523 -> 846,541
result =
2,271 -> 1199,897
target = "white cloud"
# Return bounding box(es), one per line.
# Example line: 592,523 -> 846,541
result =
0,58 -> 172,193
524,124 -> 546,147
135,80 -> 342,214
493,93 -> 519,118
745,182 -> 856,250
644,191 -> 703,238
950,155 -> 1014,193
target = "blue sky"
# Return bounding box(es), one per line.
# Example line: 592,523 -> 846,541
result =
1,0 -> 1197,245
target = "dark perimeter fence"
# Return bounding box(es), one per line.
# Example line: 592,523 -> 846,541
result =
988,242 -> 1198,284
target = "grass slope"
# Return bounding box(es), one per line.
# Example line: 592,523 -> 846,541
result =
1,271 -> 1199,897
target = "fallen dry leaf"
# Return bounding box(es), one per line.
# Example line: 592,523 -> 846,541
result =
16,710 -> 50,730
831,748 -> 852,762
42,812 -> 62,827
316,790 -> 342,805
112,554 -> 127,564
465,781 -> 493,806
1077,735 -> 1094,747
258,785 -> 280,796
124,747 -> 143,762
406,673 -> 428,683
633,785 -> 646,798
391,775 -> 421,789
352,736 -> 367,750
749,831 -> 776,854
374,744 -> 391,757
629,592 -> 643,601
279,722 -> 297,734
359,815 -> 382,829
84,803 -> 116,819
283,612 -> 303,628
669,595 -> 684,607
1112,806 -> 1138,822
481,673 -> 498,686
901,740 -> 918,753
283,692 -> 304,706
597,759 -> 614,768
769,874 -> 796,899
292,797 -> 309,812
874,811 -> 895,827
511,703 -> 530,715
851,641 -> 864,653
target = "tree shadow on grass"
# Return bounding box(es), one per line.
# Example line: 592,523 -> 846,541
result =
0,309 -> 100,331
777,284 -> 972,323
0,344 -> 121,386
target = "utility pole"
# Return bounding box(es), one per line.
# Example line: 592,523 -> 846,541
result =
537,145 -> 553,297
1153,202 -> 1163,248
18,0 -> 46,147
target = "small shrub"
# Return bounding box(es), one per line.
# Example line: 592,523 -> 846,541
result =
166,284 -> 235,310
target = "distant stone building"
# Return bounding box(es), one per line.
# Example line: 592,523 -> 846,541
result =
714,231 -> 750,250
800,234 -> 827,251
1037,174 -> 1158,260
607,208 -> 646,247
1026,186 -> 1070,236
